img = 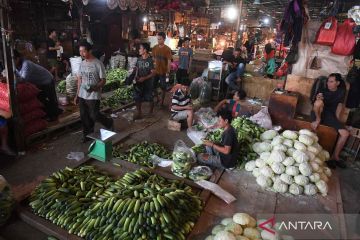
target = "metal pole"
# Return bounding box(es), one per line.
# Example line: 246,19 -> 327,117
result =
0,0 -> 25,152
235,0 -> 243,47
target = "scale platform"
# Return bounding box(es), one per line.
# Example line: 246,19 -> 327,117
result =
87,129 -> 117,162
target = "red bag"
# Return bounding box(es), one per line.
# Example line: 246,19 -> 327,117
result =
315,17 -> 337,46
331,19 -> 357,56
21,109 -> 46,124
24,119 -> 47,136
19,98 -> 43,114
16,83 -> 40,102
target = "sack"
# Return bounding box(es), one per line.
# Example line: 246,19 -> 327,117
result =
331,19 -> 356,56
65,74 -> 78,98
24,119 -> 47,136
310,76 -> 328,103
315,17 -> 338,46
198,81 -> 212,104
17,83 -> 40,102
249,107 -> 273,129
189,77 -> 204,99
22,109 -> 46,124
309,55 -> 321,70
19,99 -> 43,115
70,57 -> 82,76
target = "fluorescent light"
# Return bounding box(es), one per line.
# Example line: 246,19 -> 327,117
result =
226,6 -> 238,21
263,17 -> 270,24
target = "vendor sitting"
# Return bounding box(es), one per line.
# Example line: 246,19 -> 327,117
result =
214,90 -> 246,118
198,110 -> 239,169
311,73 -> 349,169
171,84 -> 193,129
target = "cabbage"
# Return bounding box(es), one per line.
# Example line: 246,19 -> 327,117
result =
233,213 -> 252,225
299,129 -> 316,137
313,157 -> 323,165
289,183 -> 304,195
259,142 -> 272,153
261,130 -> 278,141
283,139 -> 293,148
245,161 -> 256,172
271,136 -> 283,146
299,163 -> 312,176
246,217 -> 257,228
280,173 -> 294,185
294,141 -> 307,151
221,218 -> 235,226
313,142 -> 323,151
205,236 -> 215,240
212,225 -> 225,235
261,230 -> 280,240
255,158 -> 266,168
286,166 -> 299,176
273,179 -> 288,193
225,223 -> 243,235
243,228 -> 261,240
316,180 -> 328,196
304,184 -> 318,195
214,230 -> 236,240
252,168 -> 261,177
307,145 -> 320,155
256,175 -> 273,188
309,173 -> 321,183
282,130 -> 298,140
260,152 -> 271,161
312,135 -> 319,143
323,167 -> 332,177
269,150 -> 286,163
319,150 -> 330,161
286,148 -> 296,157
252,142 -> 262,154
271,162 -> 285,174
283,157 -> 295,166
260,166 -> 274,178
320,173 -> 329,182
273,144 -> 287,152
310,162 -> 320,172
293,150 -> 310,163
299,134 -> 314,146
294,175 -> 309,186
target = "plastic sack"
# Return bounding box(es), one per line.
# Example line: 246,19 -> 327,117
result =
195,107 -> 219,129
70,57 -> 82,76
127,57 -> 138,75
315,17 -> 338,46
187,127 -> 207,145
22,109 -> 46,124
249,107 -> 273,129
198,81 -> 212,104
24,119 -> 47,136
189,77 -> 204,99
66,152 -> 85,161
196,180 -> 236,204
17,83 -> 40,102
0,175 -> 15,226
65,74 -> 78,98
331,19 -> 357,56
150,155 -> 172,167
19,99 -> 43,115
171,140 -> 196,178
189,166 -> 213,181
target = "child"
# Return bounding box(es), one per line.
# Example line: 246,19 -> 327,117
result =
214,90 -> 246,118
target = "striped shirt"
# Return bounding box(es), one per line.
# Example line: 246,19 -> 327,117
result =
171,89 -> 191,114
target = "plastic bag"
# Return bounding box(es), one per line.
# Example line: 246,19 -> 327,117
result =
250,107 -> 273,129
0,175 -> 15,226
171,140 -> 196,178
70,57 -> 82,76
187,127 -> 207,145
331,19 -> 357,56
66,152 -> 85,161
150,155 -> 173,167
196,180 -> 236,204
22,109 -> 46,124
195,107 -> 219,129
189,166 -> 213,181
189,77 -> 204,99
19,99 -> 43,115
198,81 -> 212,104
315,17 -> 338,46
65,74 -> 78,98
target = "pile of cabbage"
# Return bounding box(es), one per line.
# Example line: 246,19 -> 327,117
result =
205,212 -> 293,240
245,129 -> 332,196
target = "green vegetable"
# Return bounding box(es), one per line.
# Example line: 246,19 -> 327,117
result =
171,151 -> 194,178
105,68 -> 128,84
189,166 -> 213,181
56,80 -> 66,94
101,86 -> 134,108
30,166 -> 203,239
191,144 -> 206,154
0,178 -> 14,226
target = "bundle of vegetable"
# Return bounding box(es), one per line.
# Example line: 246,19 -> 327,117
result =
172,151 -> 194,178
205,212 -> 291,240
189,166 -> 213,181
0,175 -> 14,226
191,144 -> 206,154
56,80 -> 66,94
205,129 -> 223,143
106,68 -> 128,84
30,166 -> 203,240
246,129 -> 332,196
113,141 -> 171,168
101,86 -> 134,108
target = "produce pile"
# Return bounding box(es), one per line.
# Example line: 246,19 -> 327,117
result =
172,151 -> 195,178
106,68 -> 128,85
0,175 -> 14,226
57,80 -> 66,94
30,166 -> 203,240
205,117 -> 265,166
101,86 -> 134,108
245,129 -> 332,196
205,212 -> 289,240
113,141 -> 171,168
189,166 -> 213,181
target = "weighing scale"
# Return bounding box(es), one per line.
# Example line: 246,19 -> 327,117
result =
87,129 -> 117,162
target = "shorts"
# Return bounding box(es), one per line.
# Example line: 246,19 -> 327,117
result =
171,110 -> 188,121
311,110 -> 345,131
48,58 -> 58,68
0,116 -> 6,127
153,75 -> 167,90
133,80 -> 154,103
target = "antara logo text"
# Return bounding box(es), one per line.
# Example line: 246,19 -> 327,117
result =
259,216 -> 333,235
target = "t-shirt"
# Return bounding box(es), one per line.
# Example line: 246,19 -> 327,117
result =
16,60 -> 53,85
136,56 -> 154,78
171,89 -> 191,114
178,47 -> 193,70
152,44 -> 172,75
228,99 -> 241,117
321,88 -> 345,113
219,126 -> 239,168
47,38 -> 57,59
77,58 -> 106,100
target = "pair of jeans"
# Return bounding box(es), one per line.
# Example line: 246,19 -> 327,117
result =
79,98 -> 113,137
197,146 -> 223,169
225,63 -> 245,91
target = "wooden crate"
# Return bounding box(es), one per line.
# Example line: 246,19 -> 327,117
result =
268,91 -> 299,124
167,119 -> 181,131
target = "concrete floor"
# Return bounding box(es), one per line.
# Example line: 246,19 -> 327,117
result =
1,104 -> 360,239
